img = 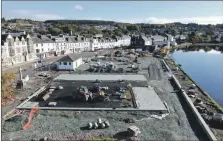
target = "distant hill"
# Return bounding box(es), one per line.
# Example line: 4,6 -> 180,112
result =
44,20 -> 117,26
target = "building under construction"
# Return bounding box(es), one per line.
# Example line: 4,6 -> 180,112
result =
17,74 -> 167,112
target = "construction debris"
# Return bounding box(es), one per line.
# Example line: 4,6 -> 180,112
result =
87,118 -> 110,130
127,125 -> 141,137
3,109 -> 25,121
48,102 -> 57,106
23,107 -> 39,130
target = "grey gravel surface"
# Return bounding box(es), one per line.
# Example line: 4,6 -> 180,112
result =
2,55 -> 208,140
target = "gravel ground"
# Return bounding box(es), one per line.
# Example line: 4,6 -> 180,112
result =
2,54 -> 209,140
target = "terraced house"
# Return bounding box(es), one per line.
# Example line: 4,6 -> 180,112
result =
1,32 -> 131,66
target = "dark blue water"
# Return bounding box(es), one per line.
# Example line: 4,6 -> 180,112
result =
171,49 -> 223,107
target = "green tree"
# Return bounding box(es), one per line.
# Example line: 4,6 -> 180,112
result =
2,17 -> 6,23
171,29 -> 177,36
87,27 -> 101,35
113,29 -> 122,36
48,27 -> 62,35
207,35 -> 211,42
126,25 -> 140,32
191,35 -> 201,43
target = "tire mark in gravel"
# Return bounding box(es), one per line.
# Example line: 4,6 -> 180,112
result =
148,63 -> 161,80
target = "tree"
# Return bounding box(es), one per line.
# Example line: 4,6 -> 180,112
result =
207,35 -> 211,42
2,73 -> 16,105
2,17 -> 6,23
48,27 -> 62,35
87,27 -> 101,35
126,25 -> 140,32
113,29 -> 122,36
191,35 -> 201,43
171,29 -> 177,37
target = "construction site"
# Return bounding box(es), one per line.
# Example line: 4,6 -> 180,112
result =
1,49 -> 214,140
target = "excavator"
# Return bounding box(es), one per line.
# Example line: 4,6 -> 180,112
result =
153,48 -> 169,58
160,48 -> 169,55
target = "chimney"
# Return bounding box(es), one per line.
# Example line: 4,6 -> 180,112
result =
37,34 -> 42,39
70,30 -> 73,36
59,34 -> 64,38
47,34 -> 52,39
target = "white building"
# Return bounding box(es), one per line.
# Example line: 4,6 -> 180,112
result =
56,54 -> 83,71
1,33 -> 31,66
32,34 -> 56,59
122,35 -> 131,46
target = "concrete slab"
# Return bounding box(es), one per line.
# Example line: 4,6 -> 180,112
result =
54,74 -> 147,81
132,87 -> 167,111
19,102 -> 39,109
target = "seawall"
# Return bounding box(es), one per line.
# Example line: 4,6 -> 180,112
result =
162,59 -> 217,141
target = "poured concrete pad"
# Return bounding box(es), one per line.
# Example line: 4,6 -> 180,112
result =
54,74 -> 147,81
132,87 -> 167,111
19,102 -> 39,109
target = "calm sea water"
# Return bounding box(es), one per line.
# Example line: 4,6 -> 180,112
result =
171,49 -> 223,107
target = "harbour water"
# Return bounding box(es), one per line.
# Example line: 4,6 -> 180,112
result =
171,49 -> 223,107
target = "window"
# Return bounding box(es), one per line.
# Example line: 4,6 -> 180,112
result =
59,62 -> 61,65
64,62 -> 67,65
36,49 -> 40,53
41,44 -> 43,46
42,48 -> 44,52
69,62 -> 71,65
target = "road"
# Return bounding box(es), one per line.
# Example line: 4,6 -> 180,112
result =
2,56 -> 64,80
2,56 -> 64,73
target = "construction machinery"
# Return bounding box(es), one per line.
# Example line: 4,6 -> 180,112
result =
160,48 -> 169,55
75,86 -> 93,102
75,85 -> 109,102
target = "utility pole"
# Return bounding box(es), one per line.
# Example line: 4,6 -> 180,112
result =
19,67 -> 22,80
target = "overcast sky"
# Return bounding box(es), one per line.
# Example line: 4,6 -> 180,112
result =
2,1 -> 223,24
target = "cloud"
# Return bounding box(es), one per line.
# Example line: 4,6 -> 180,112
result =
4,9 -> 223,24
74,5 -> 84,11
118,16 -> 223,25
9,9 -> 64,21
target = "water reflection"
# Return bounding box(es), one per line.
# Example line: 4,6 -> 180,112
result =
171,49 -> 223,107
176,45 -> 223,53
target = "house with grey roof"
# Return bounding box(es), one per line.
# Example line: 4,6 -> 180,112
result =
56,54 -> 83,71
131,35 -> 152,49
31,34 -> 56,59
151,35 -> 172,48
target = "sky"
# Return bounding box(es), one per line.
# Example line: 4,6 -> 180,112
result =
2,1 -> 223,24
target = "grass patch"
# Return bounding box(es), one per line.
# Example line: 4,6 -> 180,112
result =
87,137 -> 117,141
207,96 -> 223,113
183,80 -> 193,86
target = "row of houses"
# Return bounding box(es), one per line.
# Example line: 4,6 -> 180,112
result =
130,34 -> 178,50
1,32 -> 131,66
